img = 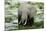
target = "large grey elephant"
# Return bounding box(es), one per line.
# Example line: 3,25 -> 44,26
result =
18,4 -> 37,26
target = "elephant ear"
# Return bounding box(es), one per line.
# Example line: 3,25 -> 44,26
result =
29,5 -> 37,17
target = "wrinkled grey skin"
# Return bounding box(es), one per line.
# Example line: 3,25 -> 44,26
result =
18,4 -> 37,25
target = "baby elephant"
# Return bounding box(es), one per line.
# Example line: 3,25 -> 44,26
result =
18,4 -> 37,26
